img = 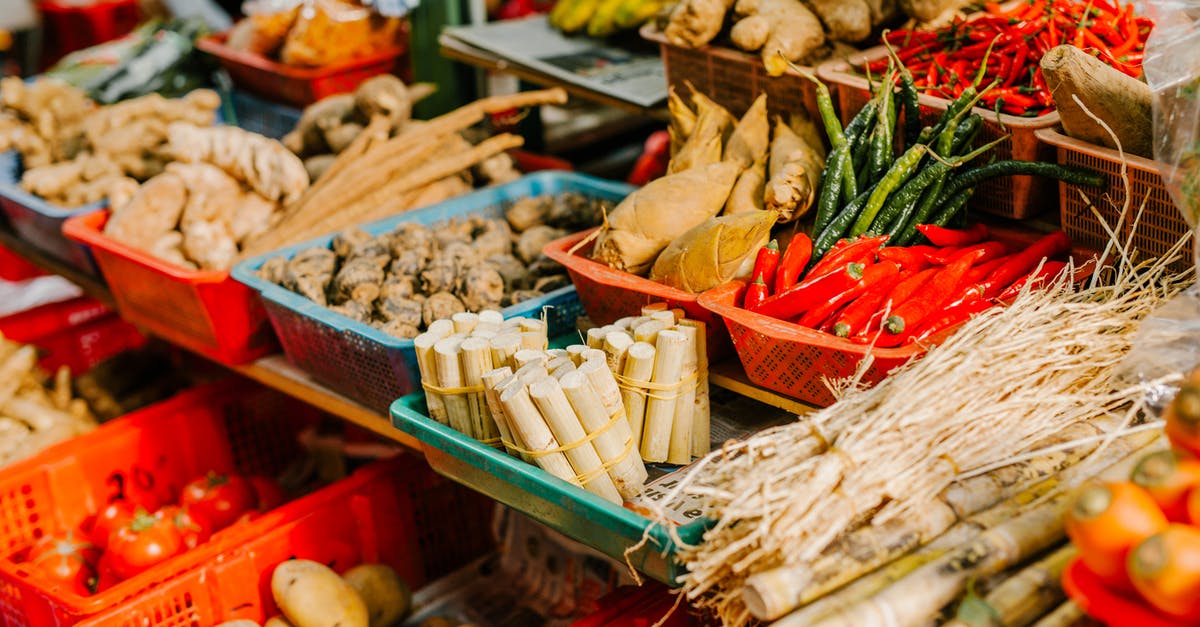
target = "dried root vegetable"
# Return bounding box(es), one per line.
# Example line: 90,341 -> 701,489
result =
649,209 -> 778,293
258,194 -> 608,338
592,161 -> 741,275
665,0 -> 734,48
1042,44 -> 1155,159
764,115 -> 826,222
731,0 -> 827,76
644,247 -> 1191,626
806,0 -> 872,43
0,77 -> 92,167
0,336 -> 99,468
167,123 -> 309,205
284,75 -> 435,159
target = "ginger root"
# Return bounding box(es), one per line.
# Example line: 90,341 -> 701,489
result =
167,123 -> 309,205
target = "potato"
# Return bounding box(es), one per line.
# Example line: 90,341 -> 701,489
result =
265,617 -> 296,627
216,621 -> 262,627
272,560 -> 369,627
342,564 -> 411,627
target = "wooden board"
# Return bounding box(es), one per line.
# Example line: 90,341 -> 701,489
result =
709,359 -> 819,416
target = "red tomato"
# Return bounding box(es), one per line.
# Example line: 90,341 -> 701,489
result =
249,476 -> 287,512
26,531 -> 100,596
154,506 -> 212,550
106,511 -> 183,581
179,472 -> 257,531
89,500 -> 138,550
92,553 -> 120,593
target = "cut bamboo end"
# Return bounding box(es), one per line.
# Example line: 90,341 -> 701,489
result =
641,303 -> 669,316
516,362 -> 550,386
452,312 -> 479,334
640,329 -> 687,463
582,348 -> 608,366
621,341 -> 657,452
520,331 -> 547,351
667,324 -> 698,465
613,316 -> 637,330
414,329 -> 450,425
489,333 -> 521,371
514,349 -> 547,369
680,319 -> 711,457
498,382 -> 579,486
547,349 -> 569,359
561,370 -> 647,499
566,344 -> 588,366
586,327 -> 609,349
519,317 -> 547,334
650,311 -> 677,327
602,331 -> 634,375
528,376 -> 622,504
743,565 -> 809,621
478,309 -> 504,325
633,320 -> 668,345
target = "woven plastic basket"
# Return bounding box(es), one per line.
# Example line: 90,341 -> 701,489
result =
0,151 -> 104,277
1036,127 -> 1190,273
228,90 -> 303,140
640,23 -> 818,118
233,172 -> 633,413
817,46 -> 1061,220
542,229 -> 731,361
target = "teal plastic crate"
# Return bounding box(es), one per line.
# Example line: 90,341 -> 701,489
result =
233,171 -> 634,414
390,391 -> 707,585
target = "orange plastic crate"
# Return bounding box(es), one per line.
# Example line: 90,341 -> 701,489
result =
197,32 -> 409,108
74,456 -> 495,627
63,210 -> 277,365
542,229 -> 731,360
640,24 -> 819,119
0,378 -> 325,626
1036,127 -> 1191,273
817,47 -> 1061,220
0,297 -> 146,374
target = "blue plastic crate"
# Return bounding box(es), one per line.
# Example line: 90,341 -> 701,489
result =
232,171 -> 634,414
0,151 -> 104,277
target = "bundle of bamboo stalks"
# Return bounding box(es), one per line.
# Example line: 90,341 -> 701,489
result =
239,88 -> 570,258
585,303 -> 711,464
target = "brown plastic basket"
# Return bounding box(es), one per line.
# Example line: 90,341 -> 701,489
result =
817,46 -> 1061,220
640,23 -> 818,118
1036,127 -> 1191,273
542,228 -> 731,360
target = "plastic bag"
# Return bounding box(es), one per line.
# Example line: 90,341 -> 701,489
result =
1117,0 -> 1200,401
228,0 -> 406,66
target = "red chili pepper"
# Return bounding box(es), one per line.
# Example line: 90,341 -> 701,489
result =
910,298 -> 994,343
997,260 -> 1068,300
885,251 -> 983,334
917,223 -> 989,247
1005,46 -> 1029,86
797,262 -> 900,329
946,241 -> 1010,265
751,240 -> 781,295
832,271 -> 910,338
964,255 -> 1010,283
878,246 -> 933,271
743,273 -> 768,310
924,246 -> 964,265
753,262 -> 866,320
882,267 -> 940,312
776,233 -> 812,294
979,231 -> 1071,298
807,235 -> 888,279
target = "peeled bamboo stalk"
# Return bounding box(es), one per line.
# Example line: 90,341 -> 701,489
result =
942,544 -> 1075,627
640,330 -> 687,463
634,320 -> 667,344
515,350 -> 546,369
433,337 -> 472,435
459,338 -> 495,440
453,312 -> 480,334
561,370 -> 646,500
807,436 -> 1164,627
548,356 -> 575,378
641,303 -> 669,315
499,382 -> 579,486
547,349 -> 569,359
621,342 -> 656,446
650,311 -> 677,327
586,327 -> 609,349
519,318 -> 547,335
613,316 -> 636,330
744,418 -> 1152,620
482,367 -> 520,455
582,348 -> 608,365
682,319 -> 711,457
1029,601 -> 1084,627
602,332 -> 634,375
579,358 -> 625,420
528,377 -> 622,503
489,334 -> 521,371
521,331 -> 547,351
668,324 -> 698,465
566,344 -> 588,365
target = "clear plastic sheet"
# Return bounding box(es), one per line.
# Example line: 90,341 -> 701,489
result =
1117,0 -> 1200,402
230,0 -> 406,66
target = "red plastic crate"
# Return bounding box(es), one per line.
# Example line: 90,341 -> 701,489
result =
0,297 -> 146,373
542,229 -> 731,360
63,210 -> 277,365
0,378 -> 327,626
38,0 -> 140,68
196,31 -> 410,108
572,585 -> 695,626
0,244 -> 44,281
74,456 -> 495,627
817,47 -> 1061,220
1063,559 -> 1188,627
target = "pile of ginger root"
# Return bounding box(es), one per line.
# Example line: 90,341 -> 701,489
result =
0,77 -> 222,208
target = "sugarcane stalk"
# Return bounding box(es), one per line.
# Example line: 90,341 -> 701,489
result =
667,324 -> 698,465
943,543 -> 1075,627
528,376 -> 622,503
1029,601 -> 1084,627
683,319 -> 711,458
640,329 -> 686,462
561,370 -> 647,499
621,341 -> 656,449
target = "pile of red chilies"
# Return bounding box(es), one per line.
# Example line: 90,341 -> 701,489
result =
742,225 -> 1071,346
866,0 -> 1153,116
